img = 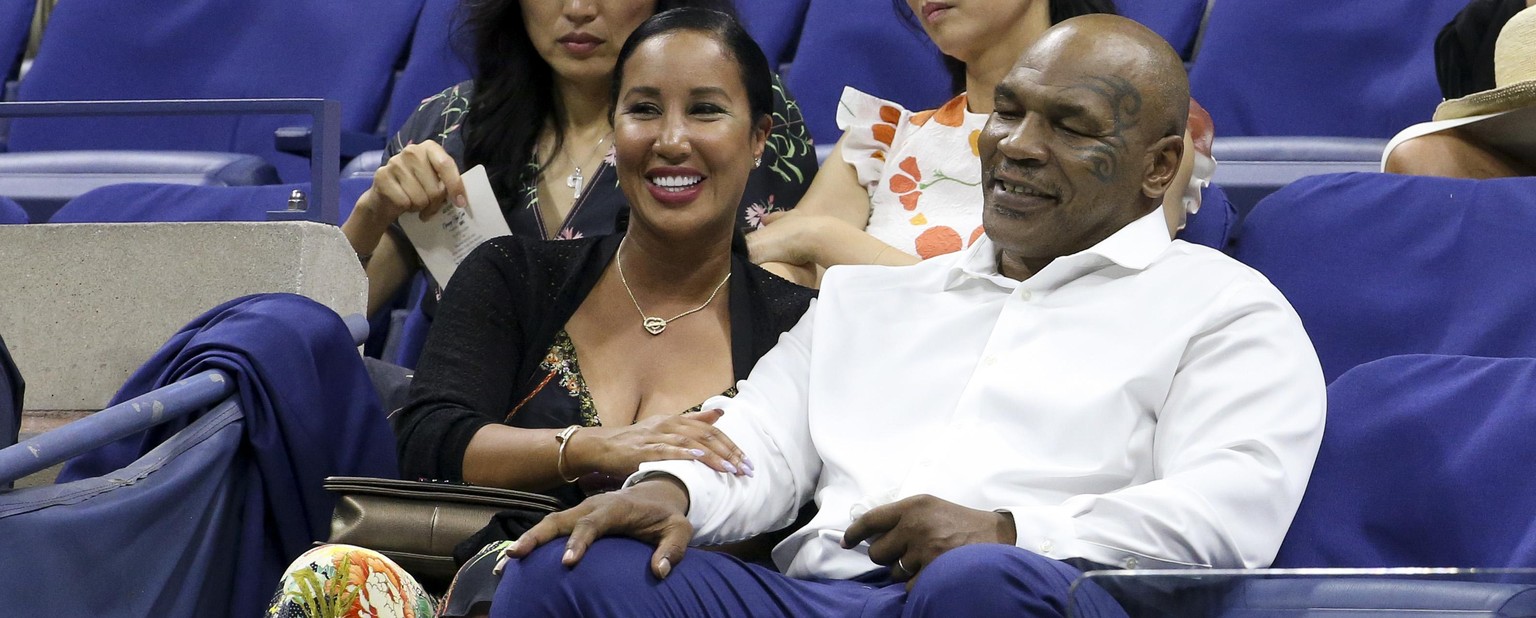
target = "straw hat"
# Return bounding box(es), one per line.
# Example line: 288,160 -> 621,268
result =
1433,6 -> 1536,121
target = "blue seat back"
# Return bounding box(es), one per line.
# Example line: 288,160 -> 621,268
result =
49,177 -> 374,224
737,0 -> 809,70
0,150 -> 281,224
1175,183 -> 1237,251
779,0 -> 952,146
9,0 -> 423,182
0,0 -> 30,82
0,194 -> 24,223
51,183 -> 311,223
1275,354 -> 1536,568
1189,0 -> 1465,137
1232,173 -> 1536,383
383,0 -> 473,135
1118,0 -> 1208,60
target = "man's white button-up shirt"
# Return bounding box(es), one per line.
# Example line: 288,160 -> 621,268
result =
634,210 -> 1326,580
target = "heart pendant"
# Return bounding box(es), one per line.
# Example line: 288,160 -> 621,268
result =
643,317 -> 667,335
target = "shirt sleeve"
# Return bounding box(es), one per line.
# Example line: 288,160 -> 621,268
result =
834,87 -> 913,195
392,240 -> 525,482
1000,277 -> 1327,569
626,300 -> 824,545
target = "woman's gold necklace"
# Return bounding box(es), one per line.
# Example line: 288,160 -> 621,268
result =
616,237 -> 731,336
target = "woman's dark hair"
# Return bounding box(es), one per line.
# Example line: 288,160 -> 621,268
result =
457,0 -> 737,199
609,8 -> 774,127
892,0 -> 1118,95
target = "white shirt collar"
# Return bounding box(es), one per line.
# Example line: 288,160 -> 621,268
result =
943,208 -> 1171,291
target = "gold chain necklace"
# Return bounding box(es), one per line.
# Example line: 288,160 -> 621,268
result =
616,237 -> 731,336
562,131 -> 612,200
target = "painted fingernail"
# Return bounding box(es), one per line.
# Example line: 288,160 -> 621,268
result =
741,461 -> 755,477
688,449 -> 707,458
743,456 -> 756,469
563,548 -> 576,564
492,553 -> 511,576
658,557 -> 672,579
721,460 -> 738,475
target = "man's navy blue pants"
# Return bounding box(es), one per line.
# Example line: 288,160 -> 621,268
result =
491,537 -> 1130,617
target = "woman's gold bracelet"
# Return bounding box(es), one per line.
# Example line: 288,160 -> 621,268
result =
555,425 -> 583,483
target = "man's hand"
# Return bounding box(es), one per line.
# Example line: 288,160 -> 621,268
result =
499,477 -> 693,579
841,494 -> 1017,589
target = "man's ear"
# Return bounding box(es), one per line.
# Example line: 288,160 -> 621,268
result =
1141,133 -> 1185,201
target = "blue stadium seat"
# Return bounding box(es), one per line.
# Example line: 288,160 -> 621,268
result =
0,294 -> 396,617
1275,354 -> 1536,570
736,0 -> 810,70
5,0 -> 423,182
0,193 -> 24,223
52,182 -> 312,223
0,151 -> 279,224
1210,136 -> 1386,222
49,178 -> 373,224
771,0 -> 952,146
1190,0 -> 1466,138
1175,183 -> 1237,251
342,150 -> 388,182
383,0 -> 474,135
0,0 -> 30,84
1117,0 -> 1209,60
1232,173 -> 1536,383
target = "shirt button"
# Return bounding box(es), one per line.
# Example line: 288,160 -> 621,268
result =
1019,290 -> 1033,301
1123,557 -> 1139,569
982,355 -> 998,368
1040,540 -> 1054,554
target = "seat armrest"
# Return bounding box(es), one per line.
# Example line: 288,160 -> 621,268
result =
274,126 -> 385,160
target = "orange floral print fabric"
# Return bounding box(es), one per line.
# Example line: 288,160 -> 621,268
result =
835,87 -> 991,260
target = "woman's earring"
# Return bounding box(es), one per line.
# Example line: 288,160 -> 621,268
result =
753,156 -> 762,169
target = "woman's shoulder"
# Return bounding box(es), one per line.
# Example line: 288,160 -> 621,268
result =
388,80 -> 477,157
477,234 -> 611,272
739,260 -> 818,322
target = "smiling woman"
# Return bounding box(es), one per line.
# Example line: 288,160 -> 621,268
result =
268,8 -> 816,618
338,0 -> 817,335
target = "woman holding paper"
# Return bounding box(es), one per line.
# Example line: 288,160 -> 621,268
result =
270,9 -> 815,617
340,0 -> 817,317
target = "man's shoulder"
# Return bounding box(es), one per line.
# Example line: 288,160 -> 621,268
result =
1154,241 -> 1294,307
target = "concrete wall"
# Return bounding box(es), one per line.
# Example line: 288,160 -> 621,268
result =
0,221 -> 367,411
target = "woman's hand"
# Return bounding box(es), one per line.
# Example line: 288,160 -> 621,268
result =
747,211 -> 839,266
567,409 -> 753,479
355,141 -> 468,226
498,477 -> 694,579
